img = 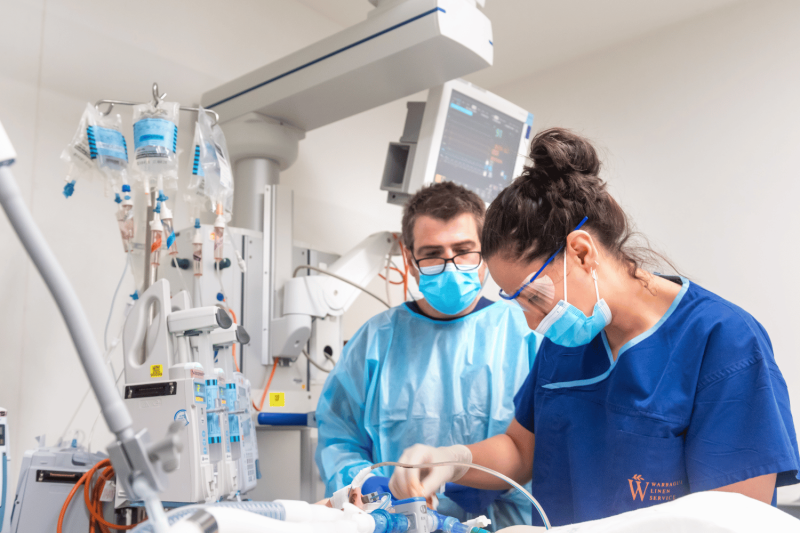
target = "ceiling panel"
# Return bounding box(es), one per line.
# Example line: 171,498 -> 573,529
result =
466,0 -> 746,89
279,0 -> 749,91
38,0 -> 748,99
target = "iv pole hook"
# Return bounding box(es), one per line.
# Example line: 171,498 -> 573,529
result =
152,83 -> 166,108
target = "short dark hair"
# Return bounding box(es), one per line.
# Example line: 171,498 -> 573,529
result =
401,181 -> 485,252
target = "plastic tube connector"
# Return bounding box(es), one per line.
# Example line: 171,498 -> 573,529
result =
62,180 -> 76,198
235,249 -> 246,273
352,466 -> 374,491
161,203 -> 173,221
370,509 -> 409,533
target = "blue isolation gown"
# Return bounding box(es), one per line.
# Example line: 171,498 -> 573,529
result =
513,277 -> 800,527
316,298 -> 541,529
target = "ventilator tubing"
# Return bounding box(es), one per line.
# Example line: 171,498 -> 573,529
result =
132,500 -> 378,533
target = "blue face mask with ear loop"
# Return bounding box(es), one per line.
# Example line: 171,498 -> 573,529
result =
535,250 -> 612,347
417,262 -> 484,316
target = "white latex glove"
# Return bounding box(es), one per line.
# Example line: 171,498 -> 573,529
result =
389,444 -> 473,500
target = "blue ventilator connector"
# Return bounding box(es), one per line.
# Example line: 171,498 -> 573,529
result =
370,497 -> 490,533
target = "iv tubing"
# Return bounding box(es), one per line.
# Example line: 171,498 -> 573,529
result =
371,460 -> 551,529
104,251 -> 131,352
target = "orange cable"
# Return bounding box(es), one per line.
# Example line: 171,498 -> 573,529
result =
83,461 -> 139,530
58,463 -> 94,533
90,467 -> 115,533
82,460 -> 107,531
378,266 -> 406,285
92,471 -> 111,533
59,458 -> 112,533
252,359 -> 278,412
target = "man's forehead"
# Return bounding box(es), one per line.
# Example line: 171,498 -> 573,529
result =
412,213 -> 479,248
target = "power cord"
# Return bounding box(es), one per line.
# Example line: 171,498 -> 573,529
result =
302,348 -> 333,373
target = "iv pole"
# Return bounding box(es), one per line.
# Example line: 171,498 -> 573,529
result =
0,119 -> 176,533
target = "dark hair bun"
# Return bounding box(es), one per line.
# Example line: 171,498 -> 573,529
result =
528,128 -> 600,184
485,126 -> 678,288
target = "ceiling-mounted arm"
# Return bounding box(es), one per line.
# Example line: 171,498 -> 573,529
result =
269,231 -> 397,360
201,0 -> 493,131
283,231 -> 399,320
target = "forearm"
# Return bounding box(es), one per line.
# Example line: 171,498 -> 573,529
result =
317,406 -> 374,492
711,473 -> 777,504
458,424 -> 533,489
317,438 -> 374,493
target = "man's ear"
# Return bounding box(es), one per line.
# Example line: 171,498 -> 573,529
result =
403,245 -> 415,271
478,258 -> 488,285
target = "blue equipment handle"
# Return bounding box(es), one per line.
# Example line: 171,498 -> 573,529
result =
257,412 -> 316,427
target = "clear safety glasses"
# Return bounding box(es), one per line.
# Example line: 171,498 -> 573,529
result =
504,274 -> 556,315
415,251 -> 483,276
498,216 -> 588,308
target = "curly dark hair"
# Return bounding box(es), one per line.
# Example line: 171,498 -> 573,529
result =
402,181 -> 485,252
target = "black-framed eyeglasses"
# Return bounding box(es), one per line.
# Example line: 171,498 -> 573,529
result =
413,251 -> 483,276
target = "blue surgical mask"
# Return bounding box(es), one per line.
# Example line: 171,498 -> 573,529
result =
535,254 -> 611,347
418,262 -> 483,316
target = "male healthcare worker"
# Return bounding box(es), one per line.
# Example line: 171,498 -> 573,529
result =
315,182 -> 541,529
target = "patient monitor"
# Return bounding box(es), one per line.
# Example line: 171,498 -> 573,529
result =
381,78 -> 534,205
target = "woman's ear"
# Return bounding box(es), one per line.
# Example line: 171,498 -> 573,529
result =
566,231 -> 597,274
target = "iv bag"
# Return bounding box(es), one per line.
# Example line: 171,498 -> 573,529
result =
86,105 -> 129,194
132,101 -> 180,188
60,103 -> 100,197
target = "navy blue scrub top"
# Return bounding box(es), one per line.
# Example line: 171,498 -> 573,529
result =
513,277 -> 800,527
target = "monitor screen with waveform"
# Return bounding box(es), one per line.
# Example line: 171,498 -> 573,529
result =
433,89 -> 524,203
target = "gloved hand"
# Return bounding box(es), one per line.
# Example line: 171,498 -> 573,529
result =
444,483 -> 506,514
389,444 -> 473,500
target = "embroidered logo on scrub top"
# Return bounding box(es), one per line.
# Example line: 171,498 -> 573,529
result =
628,474 -> 684,502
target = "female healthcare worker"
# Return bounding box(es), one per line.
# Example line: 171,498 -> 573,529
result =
389,128 -> 800,527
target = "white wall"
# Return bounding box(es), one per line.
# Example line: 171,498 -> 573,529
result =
491,0 -> 800,497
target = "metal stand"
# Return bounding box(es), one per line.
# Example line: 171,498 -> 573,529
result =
95,83 -> 219,125
0,126 -> 178,533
